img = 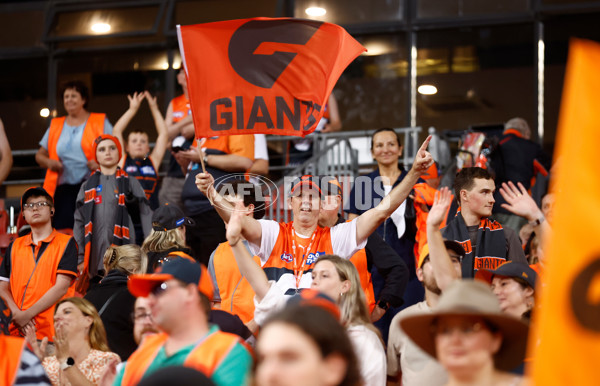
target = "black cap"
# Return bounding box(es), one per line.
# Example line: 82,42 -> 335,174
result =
476,261 -> 537,289
152,204 -> 195,231
21,187 -> 53,210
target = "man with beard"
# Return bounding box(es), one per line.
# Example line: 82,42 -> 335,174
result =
132,296 -> 160,346
387,187 -> 464,386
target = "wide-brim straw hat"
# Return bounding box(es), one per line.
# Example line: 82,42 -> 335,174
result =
400,280 -> 529,371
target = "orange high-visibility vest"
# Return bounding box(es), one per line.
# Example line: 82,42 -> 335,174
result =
7,230 -> 77,340
212,242 -> 259,323
0,336 -> 25,386
43,113 -> 106,196
349,249 -> 376,313
121,331 -> 242,385
171,95 -> 190,123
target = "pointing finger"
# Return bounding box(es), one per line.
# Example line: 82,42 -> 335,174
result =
418,135 -> 432,154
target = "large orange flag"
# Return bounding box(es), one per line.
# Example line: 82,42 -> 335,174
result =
177,18 -> 365,138
529,38 -> 600,385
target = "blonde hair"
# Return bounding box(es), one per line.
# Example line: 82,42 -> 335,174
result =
141,228 -> 187,253
55,297 -> 110,352
103,244 -> 148,275
315,255 -> 380,338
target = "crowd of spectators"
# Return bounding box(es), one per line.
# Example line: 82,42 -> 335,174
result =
0,74 -> 555,386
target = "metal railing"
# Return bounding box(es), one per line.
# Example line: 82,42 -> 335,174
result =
5,127 -> 423,223
262,127 -> 422,222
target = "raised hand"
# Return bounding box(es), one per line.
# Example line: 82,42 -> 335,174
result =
427,186 -> 452,228
53,323 -> 70,362
195,172 -> 215,195
144,91 -> 158,110
412,135 -> 434,174
499,181 -> 542,221
23,324 -> 48,361
226,200 -> 246,246
127,92 -> 145,112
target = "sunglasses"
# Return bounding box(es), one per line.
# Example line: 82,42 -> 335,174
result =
150,281 -> 183,297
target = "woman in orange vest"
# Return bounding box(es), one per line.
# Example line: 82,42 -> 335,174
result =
35,80 -> 113,230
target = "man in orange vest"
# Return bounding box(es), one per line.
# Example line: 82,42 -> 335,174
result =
0,187 -> 77,341
113,258 -> 252,386
196,136 -> 434,299
317,176 -> 408,322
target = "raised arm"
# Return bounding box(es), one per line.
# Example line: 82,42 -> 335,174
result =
145,91 -> 169,167
195,172 -> 263,246
227,200 -> 270,301
113,92 -> 145,168
0,119 -> 13,185
499,181 -> 551,238
355,136 -> 433,244
426,187 -> 460,291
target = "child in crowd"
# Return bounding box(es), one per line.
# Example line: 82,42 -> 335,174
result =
112,91 -> 169,210
74,134 -> 152,292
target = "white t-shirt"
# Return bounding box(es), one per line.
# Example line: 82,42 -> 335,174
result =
249,218 -> 367,324
387,301 -> 448,386
254,134 -> 269,161
348,324 -> 387,386
250,218 -> 365,266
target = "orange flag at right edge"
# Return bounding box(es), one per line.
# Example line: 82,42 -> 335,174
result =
528,38 -> 600,385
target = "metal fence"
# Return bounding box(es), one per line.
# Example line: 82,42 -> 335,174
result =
5,127 -> 423,223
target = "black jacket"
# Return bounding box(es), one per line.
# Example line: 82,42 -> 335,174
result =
84,270 -> 137,361
336,216 -> 409,307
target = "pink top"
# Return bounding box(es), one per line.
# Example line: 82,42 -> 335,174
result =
43,349 -> 121,386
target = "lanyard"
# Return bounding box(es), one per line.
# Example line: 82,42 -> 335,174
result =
290,226 -> 317,290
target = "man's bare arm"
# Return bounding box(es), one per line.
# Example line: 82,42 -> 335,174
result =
427,187 -> 460,291
195,172 -> 263,246
227,201 -> 270,301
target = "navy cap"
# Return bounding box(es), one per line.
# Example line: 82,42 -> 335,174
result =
319,175 -> 343,196
476,261 -> 537,289
128,257 -> 212,298
152,204 -> 195,231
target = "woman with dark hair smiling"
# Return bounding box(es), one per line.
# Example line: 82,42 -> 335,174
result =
36,80 -> 113,229
256,304 -> 361,386
347,128 -> 424,335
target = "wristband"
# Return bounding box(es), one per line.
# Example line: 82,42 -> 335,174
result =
377,299 -> 389,311
529,215 -> 545,227
203,154 -> 209,166
60,357 -> 75,371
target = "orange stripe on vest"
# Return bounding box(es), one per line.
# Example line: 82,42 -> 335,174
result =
121,331 -> 243,385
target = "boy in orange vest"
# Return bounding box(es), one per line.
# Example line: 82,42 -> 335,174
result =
0,187 -> 78,340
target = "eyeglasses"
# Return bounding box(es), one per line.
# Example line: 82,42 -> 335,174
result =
23,201 -> 51,210
150,281 -> 183,297
131,311 -> 153,322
